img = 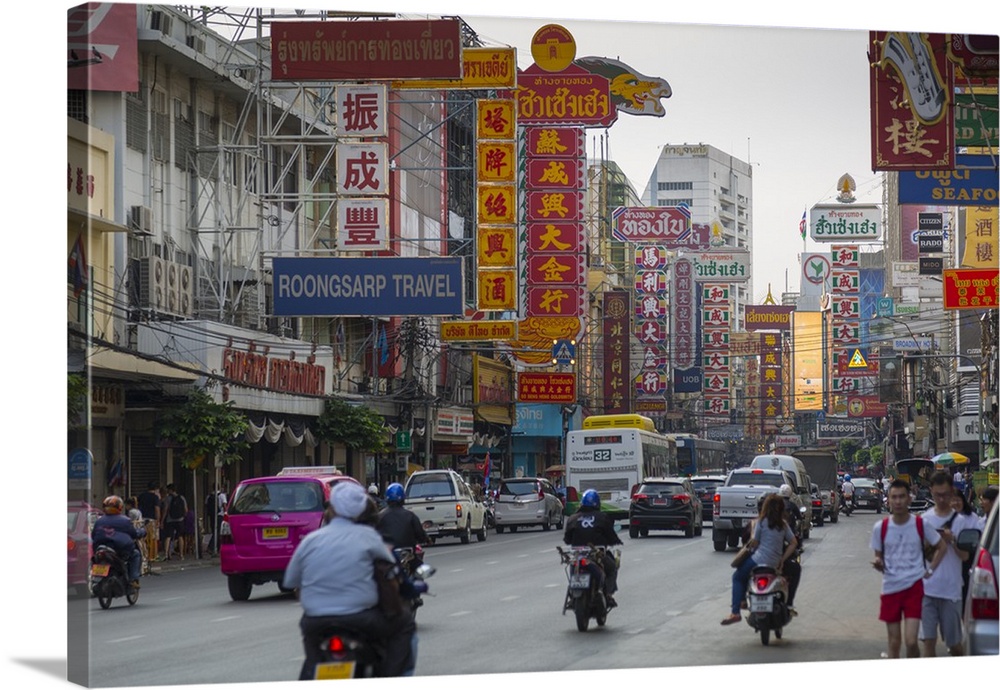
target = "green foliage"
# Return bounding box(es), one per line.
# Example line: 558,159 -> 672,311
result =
68,373 -> 88,428
838,438 -> 860,467
315,398 -> 388,454
869,446 -> 884,467
853,447 -> 871,468
157,388 -> 250,469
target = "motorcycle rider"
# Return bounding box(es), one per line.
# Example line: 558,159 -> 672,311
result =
91,495 -> 145,588
777,484 -> 803,615
563,489 -> 622,608
283,481 -> 416,679
377,483 -> 429,551
368,483 -> 387,511
841,474 -> 856,514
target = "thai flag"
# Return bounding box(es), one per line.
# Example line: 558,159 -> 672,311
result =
798,209 -> 807,240
68,233 -> 89,296
483,452 -> 492,488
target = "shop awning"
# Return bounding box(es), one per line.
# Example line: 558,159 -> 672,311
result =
475,404 -> 512,425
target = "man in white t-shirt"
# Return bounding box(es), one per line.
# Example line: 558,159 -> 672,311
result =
871,479 -> 946,658
920,471 -> 976,656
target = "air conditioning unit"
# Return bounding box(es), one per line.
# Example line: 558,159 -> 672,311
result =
185,35 -> 206,53
165,260 -> 180,315
150,10 -> 173,36
139,256 -> 167,313
129,205 -> 153,235
177,264 -> 194,318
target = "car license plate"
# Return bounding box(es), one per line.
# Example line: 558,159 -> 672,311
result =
653,498 -> 667,505
314,661 -> 355,680
262,527 -> 288,540
749,595 -> 773,613
90,563 -> 110,577
569,573 -> 591,589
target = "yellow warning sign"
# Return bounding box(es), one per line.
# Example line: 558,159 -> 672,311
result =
847,349 -> 868,369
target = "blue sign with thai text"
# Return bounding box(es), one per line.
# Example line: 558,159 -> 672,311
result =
272,257 -> 464,316
898,155 -> 998,206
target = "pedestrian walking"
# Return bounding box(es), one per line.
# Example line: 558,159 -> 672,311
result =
870,478 -> 946,658
919,471 -> 977,656
160,484 -> 188,561
204,484 -> 228,556
137,481 -> 162,560
978,486 -> 998,530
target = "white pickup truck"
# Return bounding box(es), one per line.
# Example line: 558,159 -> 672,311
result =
711,467 -> 796,552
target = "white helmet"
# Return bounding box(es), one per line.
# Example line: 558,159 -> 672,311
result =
779,484 -> 793,498
367,483 -> 379,495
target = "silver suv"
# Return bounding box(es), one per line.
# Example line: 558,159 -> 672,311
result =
494,477 -> 565,533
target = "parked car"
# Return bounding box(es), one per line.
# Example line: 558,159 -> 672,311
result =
957,501 -> 998,656
690,475 -> 726,524
852,477 -> 883,513
68,500 -> 101,597
493,476 -> 564,533
220,466 -> 360,601
405,469 -> 487,544
628,477 -> 703,539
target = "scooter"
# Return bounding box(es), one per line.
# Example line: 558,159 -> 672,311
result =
311,556 -> 434,679
557,545 -> 620,632
393,545 -> 434,618
90,545 -> 139,609
745,565 -> 792,645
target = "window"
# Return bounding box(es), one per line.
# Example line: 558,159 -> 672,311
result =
68,90 -> 88,123
228,481 -> 324,514
657,181 -> 692,191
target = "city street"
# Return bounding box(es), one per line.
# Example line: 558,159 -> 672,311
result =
82,513 -> 926,687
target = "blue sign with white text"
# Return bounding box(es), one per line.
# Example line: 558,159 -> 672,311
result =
898,155 -> 998,206
272,257 -> 464,316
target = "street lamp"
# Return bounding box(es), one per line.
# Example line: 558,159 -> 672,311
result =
881,353 -> 984,465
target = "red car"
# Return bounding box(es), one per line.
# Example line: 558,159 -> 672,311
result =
68,500 -> 101,597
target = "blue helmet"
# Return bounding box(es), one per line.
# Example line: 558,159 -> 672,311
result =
844,474 -> 852,482
385,483 -> 405,504
581,489 -> 600,509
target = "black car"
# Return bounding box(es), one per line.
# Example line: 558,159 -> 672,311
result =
852,478 -> 883,513
628,477 -> 703,539
690,475 -> 726,524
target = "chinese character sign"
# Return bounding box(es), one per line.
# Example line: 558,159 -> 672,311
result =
335,84 -> 387,137
603,291 -> 631,414
337,198 -> 388,251
337,143 -> 388,196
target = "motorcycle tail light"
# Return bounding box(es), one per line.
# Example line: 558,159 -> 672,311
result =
579,558 -> 589,568
68,537 -> 76,552
327,636 -> 346,653
755,576 -> 770,590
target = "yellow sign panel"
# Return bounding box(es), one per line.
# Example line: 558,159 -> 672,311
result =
962,206 -> 998,268
477,225 -> 516,268
530,24 -> 576,72
848,349 -> 868,369
476,142 -> 516,182
393,48 -> 517,90
477,99 -> 517,140
477,270 -> 517,311
477,184 -> 516,225
441,320 -> 517,342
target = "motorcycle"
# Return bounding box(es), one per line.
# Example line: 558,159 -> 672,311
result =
557,544 -> 620,632
745,565 -> 793,645
838,491 -> 854,516
90,545 -> 139,609
311,555 -> 434,679
393,545 -> 434,617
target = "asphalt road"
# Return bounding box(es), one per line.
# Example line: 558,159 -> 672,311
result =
78,509 -> 958,686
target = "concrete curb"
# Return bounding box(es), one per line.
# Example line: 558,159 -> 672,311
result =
147,556 -> 219,575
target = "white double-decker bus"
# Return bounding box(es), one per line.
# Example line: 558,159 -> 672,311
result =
564,414 -> 677,519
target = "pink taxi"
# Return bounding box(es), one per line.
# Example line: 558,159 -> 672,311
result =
220,467 -> 359,601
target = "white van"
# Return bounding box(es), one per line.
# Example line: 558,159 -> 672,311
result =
749,454 -> 813,534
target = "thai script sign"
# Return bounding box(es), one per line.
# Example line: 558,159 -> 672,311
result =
745,306 -> 793,331
222,347 -> 326,396
271,19 -> 461,81
898,155 -> 999,206
683,249 -> 751,282
817,419 -> 865,438
393,47 -> 517,89
942,268 -> 999,309
440,321 -> 517,342
774,434 -> 801,448
514,64 -> 616,127
810,204 -> 881,242
272,257 -> 463,316
518,372 -> 576,403
611,206 -> 707,248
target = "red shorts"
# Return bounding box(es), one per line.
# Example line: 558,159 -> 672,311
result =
879,580 -> 924,623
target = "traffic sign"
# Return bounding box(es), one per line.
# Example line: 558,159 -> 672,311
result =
551,339 -> 576,365
847,349 -> 868,369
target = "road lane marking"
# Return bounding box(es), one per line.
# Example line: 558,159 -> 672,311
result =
450,568 -> 465,572
211,616 -> 241,622
485,561 -> 499,565
448,610 -> 471,617
544,583 -> 562,588
517,554 -> 529,558
500,595 -> 520,601
108,635 -> 145,643
162,597 -> 185,602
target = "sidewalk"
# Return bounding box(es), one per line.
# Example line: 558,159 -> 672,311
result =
147,553 -> 219,575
